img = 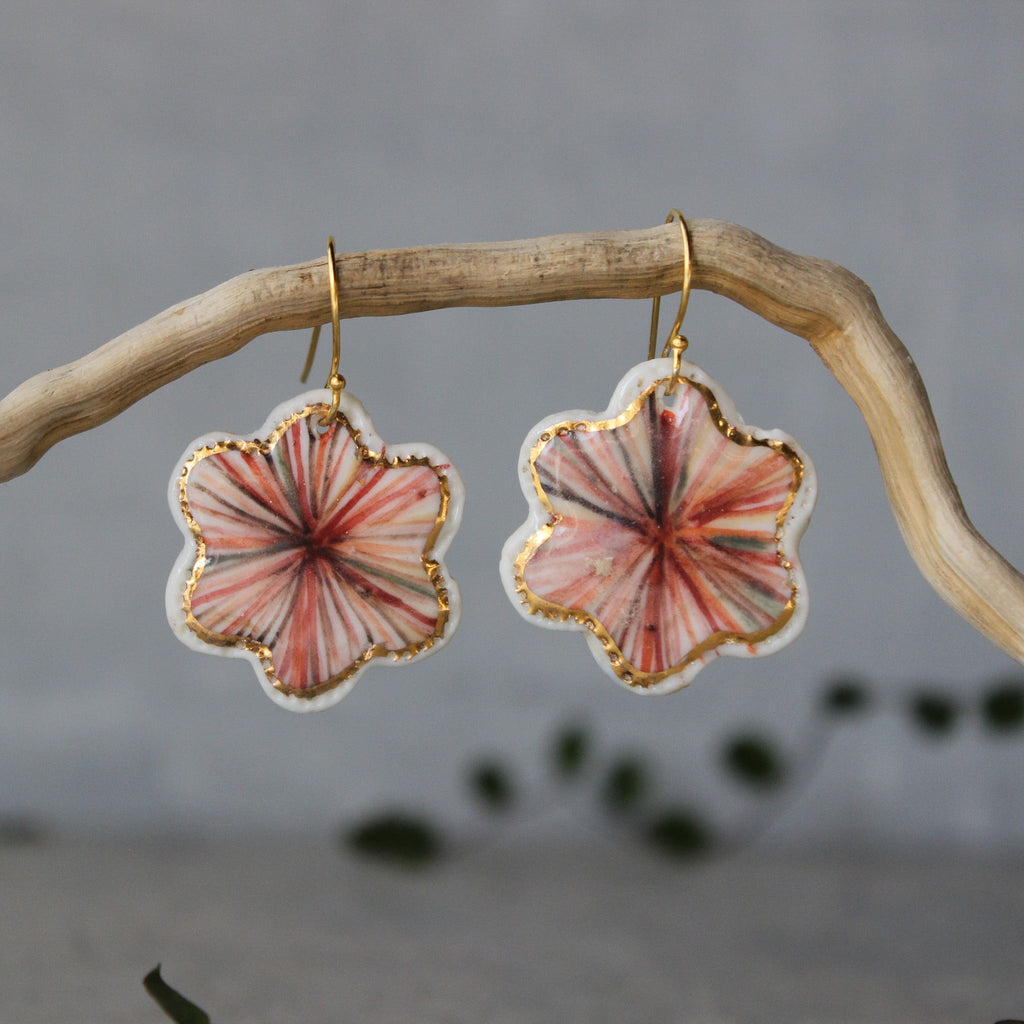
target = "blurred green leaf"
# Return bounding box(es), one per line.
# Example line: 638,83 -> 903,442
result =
346,813 -> 441,868
143,966 -> 210,1024
982,682 -> 1024,733
822,677 -> 871,716
469,761 -> 515,812
909,692 -> 959,736
723,734 -> 786,789
0,816 -> 44,846
551,724 -> 590,779
646,808 -> 712,860
601,757 -> 649,813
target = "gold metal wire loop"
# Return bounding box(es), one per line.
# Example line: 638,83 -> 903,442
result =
300,237 -> 346,424
648,210 -> 691,394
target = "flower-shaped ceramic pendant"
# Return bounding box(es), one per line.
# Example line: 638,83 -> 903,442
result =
501,357 -> 815,694
167,389 -> 463,712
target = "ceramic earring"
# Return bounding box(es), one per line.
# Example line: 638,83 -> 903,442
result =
501,211 -> 816,694
167,239 -> 464,711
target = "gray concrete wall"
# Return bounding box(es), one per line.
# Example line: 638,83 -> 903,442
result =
1,1 -> 1022,845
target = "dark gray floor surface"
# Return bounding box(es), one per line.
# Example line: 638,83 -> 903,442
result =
2,832 -> 1022,1023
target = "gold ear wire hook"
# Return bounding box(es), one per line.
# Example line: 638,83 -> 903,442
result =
299,327 -> 320,384
300,237 -> 346,424
647,211 -> 691,393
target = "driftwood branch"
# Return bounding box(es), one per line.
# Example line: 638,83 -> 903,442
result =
2,219 -> 1023,662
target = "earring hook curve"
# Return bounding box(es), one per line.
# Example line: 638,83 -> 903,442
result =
647,210 -> 691,361
300,237 -> 345,423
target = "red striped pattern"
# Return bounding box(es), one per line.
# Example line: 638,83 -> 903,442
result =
182,410 -> 450,697
520,380 -> 800,677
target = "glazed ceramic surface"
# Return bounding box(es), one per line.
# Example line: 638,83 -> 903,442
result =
167,389 -> 463,712
501,358 -> 815,694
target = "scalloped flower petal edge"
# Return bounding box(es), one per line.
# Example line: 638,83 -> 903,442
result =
500,357 -> 816,695
167,388 -> 464,712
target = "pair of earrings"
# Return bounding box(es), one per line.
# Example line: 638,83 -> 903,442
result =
167,216 -> 816,712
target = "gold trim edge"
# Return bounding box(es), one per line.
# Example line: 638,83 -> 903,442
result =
178,402 -> 457,701
511,374 -> 807,691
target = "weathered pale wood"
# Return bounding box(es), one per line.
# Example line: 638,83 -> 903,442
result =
1,219 -> 1022,662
